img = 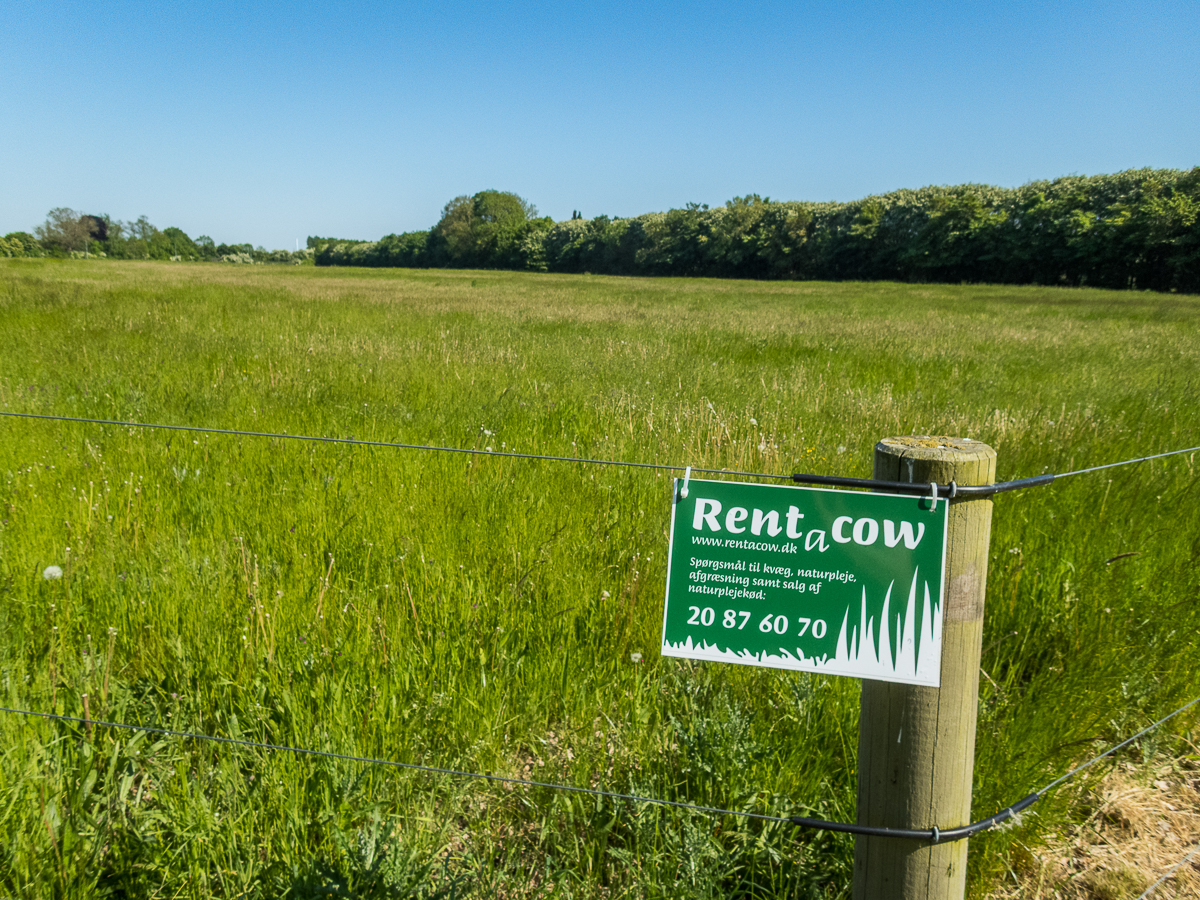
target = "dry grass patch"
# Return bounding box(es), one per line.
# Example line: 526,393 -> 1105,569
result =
988,754 -> 1200,899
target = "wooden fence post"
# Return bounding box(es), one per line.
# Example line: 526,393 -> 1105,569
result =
853,436 -> 997,900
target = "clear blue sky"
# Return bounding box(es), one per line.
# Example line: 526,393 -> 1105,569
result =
3,0 -> 1196,250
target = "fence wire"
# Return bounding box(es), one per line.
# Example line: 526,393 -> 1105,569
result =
2,410 -> 1198,852
0,705 -> 790,824
1038,696 -> 1200,796
3,693 -> 1197,844
2,410 -> 1198,497
1136,841 -> 1200,899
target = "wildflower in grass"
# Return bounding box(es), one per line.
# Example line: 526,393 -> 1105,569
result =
42,565 -> 62,580
630,652 -> 643,664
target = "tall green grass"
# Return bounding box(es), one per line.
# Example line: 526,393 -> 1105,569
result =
1,258 -> 1197,898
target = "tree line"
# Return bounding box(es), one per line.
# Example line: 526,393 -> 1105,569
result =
7,169 -> 1197,291
313,169 -> 1200,293
1,209 -> 312,265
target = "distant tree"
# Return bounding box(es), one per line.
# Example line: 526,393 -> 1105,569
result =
428,190 -> 541,268
81,215 -> 108,242
108,215 -> 158,258
128,216 -> 157,242
93,218 -> 132,258
35,208 -> 92,254
159,226 -> 199,260
474,190 -> 537,223
430,195 -> 475,265
471,190 -> 541,267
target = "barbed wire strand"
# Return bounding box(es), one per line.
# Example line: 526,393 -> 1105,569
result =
1059,446 -> 1200,479
2,411 -> 1197,496
4,693 -> 1198,844
1037,696 -> 1200,795
785,694 -> 1200,841
0,411 -> 771,480
1135,841 -> 1200,900
3,411 -> 1199,840
0,706 -> 789,824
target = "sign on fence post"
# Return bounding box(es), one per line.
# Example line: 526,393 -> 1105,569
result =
661,478 -> 949,687
854,436 -> 996,900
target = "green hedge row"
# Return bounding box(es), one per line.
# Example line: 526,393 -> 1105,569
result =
7,210 -> 316,264
0,232 -> 44,258
316,169 -> 1200,293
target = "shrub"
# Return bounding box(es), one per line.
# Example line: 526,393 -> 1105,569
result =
1,232 -> 44,258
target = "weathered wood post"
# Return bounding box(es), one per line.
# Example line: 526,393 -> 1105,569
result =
853,436 -> 997,900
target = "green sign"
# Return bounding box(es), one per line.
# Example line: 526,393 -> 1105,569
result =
661,478 -> 949,686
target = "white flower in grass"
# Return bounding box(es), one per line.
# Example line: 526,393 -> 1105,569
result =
43,565 -> 63,580
630,652 -> 643,664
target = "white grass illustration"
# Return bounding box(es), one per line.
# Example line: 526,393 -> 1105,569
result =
662,570 -> 942,686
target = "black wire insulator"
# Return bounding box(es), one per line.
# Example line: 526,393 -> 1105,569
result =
789,792 -> 1041,844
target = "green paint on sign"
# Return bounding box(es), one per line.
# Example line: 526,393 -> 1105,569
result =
661,478 -> 949,686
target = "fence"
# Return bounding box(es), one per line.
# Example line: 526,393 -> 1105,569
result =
2,409 -> 1198,898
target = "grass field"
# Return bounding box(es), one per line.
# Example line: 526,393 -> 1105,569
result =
1,258 -> 1198,899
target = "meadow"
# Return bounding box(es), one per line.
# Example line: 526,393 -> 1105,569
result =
0,258 -> 1197,899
